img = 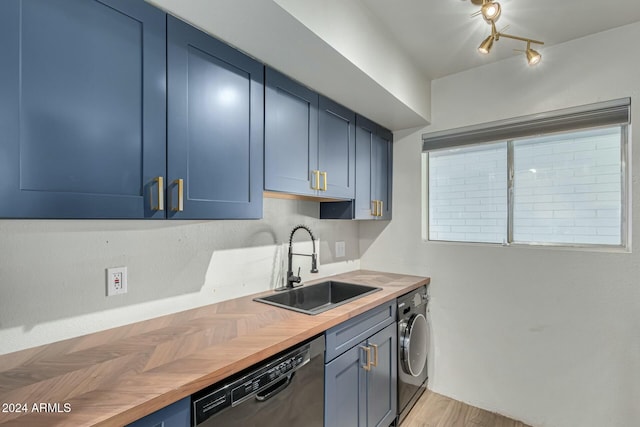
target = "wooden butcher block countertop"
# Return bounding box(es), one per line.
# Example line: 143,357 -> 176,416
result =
0,270 -> 429,426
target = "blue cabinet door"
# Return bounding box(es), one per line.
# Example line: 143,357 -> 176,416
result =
353,116 -> 393,220
354,122 -> 376,219
318,96 -> 356,199
365,324 -> 397,427
167,16 -> 263,219
325,321 -> 397,427
264,75 -> 354,200
325,344 -> 367,427
0,0 -> 166,218
265,67 -> 319,196
126,397 -> 190,427
372,131 -> 393,221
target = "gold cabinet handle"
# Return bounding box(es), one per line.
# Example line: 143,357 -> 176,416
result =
312,170 -> 320,190
361,346 -> 372,371
321,171 -> 327,191
378,200 -> 383,217
172,179 -> 184,212
371,343 -> 378,367
152,176 -> 164,211
372,200 -> 381,217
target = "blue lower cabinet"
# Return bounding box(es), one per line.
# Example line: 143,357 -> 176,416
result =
325,308 -> 397,427
126,397 -> 190,427
0,0 -> 166,218
167,16 -> 264,219
365,324 -> 397,427
325,345 -> 367,427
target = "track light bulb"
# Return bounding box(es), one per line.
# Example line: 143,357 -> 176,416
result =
481,1 -> 501,22
526,46 -> 541,66
478,35 -> 494,54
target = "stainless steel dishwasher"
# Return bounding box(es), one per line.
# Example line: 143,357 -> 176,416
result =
191,335 -> 324,427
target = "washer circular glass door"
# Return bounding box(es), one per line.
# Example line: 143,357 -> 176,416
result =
400,313 -> 428,377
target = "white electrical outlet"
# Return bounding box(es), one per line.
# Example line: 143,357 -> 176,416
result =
335,241 -> 346,258
106,266 -> 128,296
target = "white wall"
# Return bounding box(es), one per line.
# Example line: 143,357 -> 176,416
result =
147,0 -> 429,130
0,198 -> 360,355
273,0 -> 431,123
360,22 -> 640,427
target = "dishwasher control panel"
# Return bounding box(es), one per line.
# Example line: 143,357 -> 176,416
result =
192,342 -> 311,425
231,352 -> 306,403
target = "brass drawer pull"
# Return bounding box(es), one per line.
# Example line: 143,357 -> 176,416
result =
172,179 -> 184,212
371,343 -> 378,367
361,346 -> 372,371
312,170 -> 320,190
152,176 -> 164,211
373,200 -> 382,217
321,171 -> 327,191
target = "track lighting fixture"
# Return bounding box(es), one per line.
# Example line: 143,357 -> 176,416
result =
470,0 -> 544,66
480,1 -> 501,23
478,35 -> 494,54
477,21 -> 497,54
525,42 -> 542,66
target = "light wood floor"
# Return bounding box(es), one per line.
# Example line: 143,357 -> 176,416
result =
400,390 -> 532,427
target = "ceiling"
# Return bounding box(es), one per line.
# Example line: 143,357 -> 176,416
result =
361,0 -> 640,79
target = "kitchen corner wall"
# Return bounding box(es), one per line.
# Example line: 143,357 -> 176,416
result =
0,198 -> 360,355
360,21 -> 640,427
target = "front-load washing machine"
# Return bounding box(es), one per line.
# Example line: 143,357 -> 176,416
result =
397,285 -> 429,425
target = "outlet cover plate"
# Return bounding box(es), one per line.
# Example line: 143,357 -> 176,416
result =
106,266 -> 128,296
335,241 -> 346,258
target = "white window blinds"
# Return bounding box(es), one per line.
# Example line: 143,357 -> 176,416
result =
422,98 -> 630,152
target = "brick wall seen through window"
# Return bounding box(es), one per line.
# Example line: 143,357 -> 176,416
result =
427,125 -> 625,247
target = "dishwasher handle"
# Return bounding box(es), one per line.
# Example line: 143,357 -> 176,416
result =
255,372 -> 295,402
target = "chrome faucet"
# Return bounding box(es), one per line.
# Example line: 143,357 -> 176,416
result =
286,225 -> 319,288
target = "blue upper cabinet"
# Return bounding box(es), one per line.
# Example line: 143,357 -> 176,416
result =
354,115 -> 393,220
264,70 -> 355,199
320,115 -> 392,220
0,0 -> 166,218
373,130 -> 393,220
318,96 -> 356,199
264,67 -> 319,196
167,16 -> 264,219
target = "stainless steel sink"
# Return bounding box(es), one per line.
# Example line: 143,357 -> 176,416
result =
253,281 -> 381,315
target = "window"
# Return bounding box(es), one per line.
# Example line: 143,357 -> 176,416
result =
429,142 -> 507,243
423,99 -> 629,248
512,127 -> 622,245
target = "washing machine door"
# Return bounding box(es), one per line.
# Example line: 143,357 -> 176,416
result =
400,313 -> 428,377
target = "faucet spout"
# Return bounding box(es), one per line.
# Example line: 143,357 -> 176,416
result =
286,225 -> 319,288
